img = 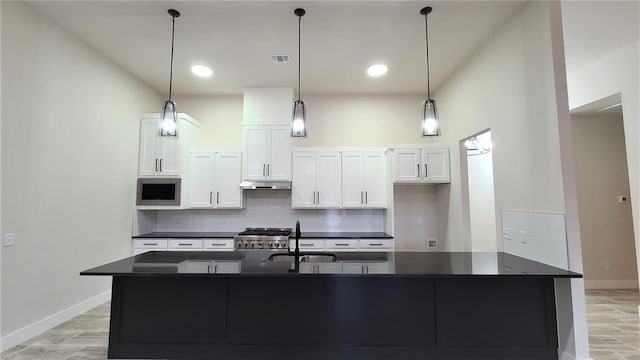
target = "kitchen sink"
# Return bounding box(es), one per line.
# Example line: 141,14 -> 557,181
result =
267,253 -> 337,263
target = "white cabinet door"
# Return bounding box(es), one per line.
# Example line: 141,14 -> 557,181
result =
363,152 -> 387,208
214,152 -> 242,208
214,260 -> 241,274
422,149 -> 450,183
316,152 -> 341,208
342,262 -> 365,274
267,126 -> 292,180
157,136 -> 180,175
243,126 -> 268,180
341,152 -> 365,208
365,262 -> 390,274
139,118 -> 160,175
317,263 -> 343,274
189,153 -> 215,208
292,152 -> 316,208
393,149 -> 421,182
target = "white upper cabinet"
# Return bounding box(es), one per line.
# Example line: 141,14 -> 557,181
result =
391,147 -> 450,184
189,150 -> 243,209
243,125 -> 292,181
342,151 -> 387,209
138,113 -> 200,177
292,151 -> 341,209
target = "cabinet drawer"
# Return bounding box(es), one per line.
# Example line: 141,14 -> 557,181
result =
326,239 -> 358,250
203,239 -> 234,251
359,239 -> 394,250
168,239 -> 204,251
289,239 -> 325,250
133,239 -> 168,249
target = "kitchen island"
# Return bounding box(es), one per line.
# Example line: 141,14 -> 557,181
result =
81,251 -> 581,360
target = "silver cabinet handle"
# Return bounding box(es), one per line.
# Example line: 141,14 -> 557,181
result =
263,164 -> 266,176
300,243 -> 314,247
369,243 -> 384,246
335,243 -> 349,246
159,159 -> 163,172
214,264 -> 218,273
425,164 -> 428,177
178,243 -> 191,246
361,191 -> 364,204
155,159 -> 158,172
417,164 -> 420,178
209,192 -> 213,204
210,243 -> 226,246
267,164 -> 270,176
216,191 -> 220,204
143,243 -> 157,246
317,191 -> 319,204
365,191 -> 368,204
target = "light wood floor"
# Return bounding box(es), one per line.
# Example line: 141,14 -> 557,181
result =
1,289 -> 638,359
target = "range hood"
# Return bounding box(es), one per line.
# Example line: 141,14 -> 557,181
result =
239,181 -> 291,190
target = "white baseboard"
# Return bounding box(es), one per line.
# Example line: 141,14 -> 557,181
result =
0,290 -> 111,352
559,351 -> 593,360
585,279 -> 639,289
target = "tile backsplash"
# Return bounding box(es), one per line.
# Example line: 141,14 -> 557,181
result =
502,210 -> 569,270
154,190 -> 386,232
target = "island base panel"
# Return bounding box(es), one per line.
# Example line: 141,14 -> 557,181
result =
107,276 -> 558,360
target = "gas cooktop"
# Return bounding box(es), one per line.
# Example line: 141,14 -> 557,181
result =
234,228 -> 291,250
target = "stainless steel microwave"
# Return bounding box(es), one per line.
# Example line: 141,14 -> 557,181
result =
136,178 -> 181,206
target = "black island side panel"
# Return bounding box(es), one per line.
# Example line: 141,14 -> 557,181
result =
107,275 -> 559,360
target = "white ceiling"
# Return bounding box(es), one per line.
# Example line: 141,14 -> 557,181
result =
561,0 -> 639,74
25,1 -> 639,96
26,1 -> 528,96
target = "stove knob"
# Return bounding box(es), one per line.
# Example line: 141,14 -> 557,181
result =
250,242 -> 255,248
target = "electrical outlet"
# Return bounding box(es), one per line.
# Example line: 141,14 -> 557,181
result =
416,217 -> 423,225
503,229 -> 511,240
604,262 -> 611,271
519,231 -> 528,244
427,239 -> 437,249
3,233 -> 15,247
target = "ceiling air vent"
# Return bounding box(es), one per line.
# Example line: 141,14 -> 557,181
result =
269,54 -> 290,63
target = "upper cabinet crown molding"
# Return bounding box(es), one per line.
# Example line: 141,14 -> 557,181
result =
242,87 -> 294,126
138,113 -> 200,177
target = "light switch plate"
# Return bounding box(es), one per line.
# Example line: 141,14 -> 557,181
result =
3,233 -> 15,247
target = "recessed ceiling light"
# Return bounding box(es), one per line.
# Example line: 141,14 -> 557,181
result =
367,64 -> 388,77
191,65 -> 213,77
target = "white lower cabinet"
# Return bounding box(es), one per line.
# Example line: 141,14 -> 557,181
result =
359,239 -> 394,251
168,239 -> 204,251
326,239 -> 359,251
133,239 -> 168,255
177,260 -> 241,273
203,239 -> 234,251
299,262 -> 343,274
342,262 -> 390,274
213,260 -> 241,274
289,239 -> 325,250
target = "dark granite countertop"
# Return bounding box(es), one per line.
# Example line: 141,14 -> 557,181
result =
132,232 -> 393,239
81,251 -> 581,278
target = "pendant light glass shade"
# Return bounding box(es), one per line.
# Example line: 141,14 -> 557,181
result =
420,6 -> 440,137
160,9 -> 180,137
291,100 -> 307,137
291,8 -> 307,138
422,99 -> 440,136
160,100 -> 178,136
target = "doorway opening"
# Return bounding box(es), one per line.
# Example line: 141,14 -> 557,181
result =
571,93 -> 638,290
461,129 -> 497,252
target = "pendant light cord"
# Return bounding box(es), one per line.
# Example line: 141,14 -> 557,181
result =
297,15 -> 301,101
424,13 -> 431,99
169,15 -> 176,101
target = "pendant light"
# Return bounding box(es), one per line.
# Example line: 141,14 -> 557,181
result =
420,6 -> 440,137
291,8 -> 307,138
160,9 -> 181,137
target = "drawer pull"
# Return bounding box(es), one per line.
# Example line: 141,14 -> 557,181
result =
178,243 -> 192,246
335,243 -> 349,246
210,243 -> 226,246
300,243 -> 314,247
369,243 -> 384,246
143,243 -> 157,246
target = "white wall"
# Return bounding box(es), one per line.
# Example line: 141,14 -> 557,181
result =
572,113 -> 637,289
432,2 -> 588,358
566,41 -> 640,287
392,185 -> 439,251
467,132 -> 497,251
176,93 -> 435,148
0,1 -> 160,347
